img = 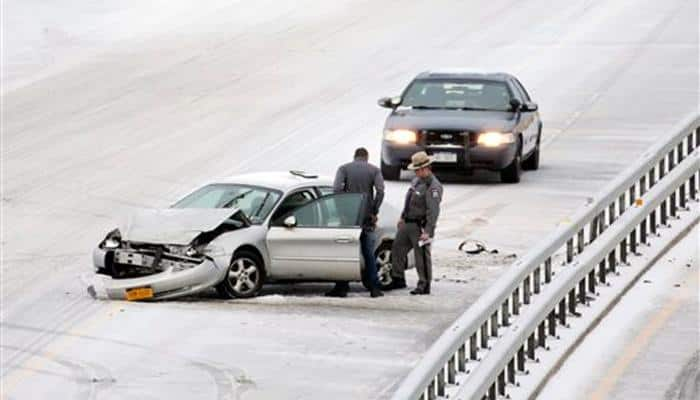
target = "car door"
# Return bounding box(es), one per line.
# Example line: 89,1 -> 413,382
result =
266,193 -> 365,281
511,78 -> 539,154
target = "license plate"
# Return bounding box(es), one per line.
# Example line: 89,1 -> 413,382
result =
433,152 -> 457,163
125,287 -> 154,301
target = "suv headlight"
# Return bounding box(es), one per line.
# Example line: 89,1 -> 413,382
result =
384,129 -> 417,144
477,131 -> 515,147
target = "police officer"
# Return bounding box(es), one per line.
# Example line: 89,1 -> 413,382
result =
386,151 -> 442,295
325,147 -> 385,298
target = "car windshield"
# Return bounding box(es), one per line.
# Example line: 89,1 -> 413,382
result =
402,79 -> 513,111
172,184 -> 281,224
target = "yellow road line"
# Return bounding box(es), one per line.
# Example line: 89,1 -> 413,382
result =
588,268 -> 697,400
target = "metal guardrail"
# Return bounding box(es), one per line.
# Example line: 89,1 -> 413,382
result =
390,113 -> 700,400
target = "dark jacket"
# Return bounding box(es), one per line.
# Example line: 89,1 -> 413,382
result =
334,158 -> 385,227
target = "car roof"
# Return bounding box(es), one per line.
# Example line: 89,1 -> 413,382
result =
214,171 -> 333,192
415,69 -> 514,81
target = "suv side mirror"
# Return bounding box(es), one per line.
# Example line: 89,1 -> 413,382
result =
378,96 -> 401,108
523,101 -> 538,112
509,98 -> 522,111
283,215 -> 297,228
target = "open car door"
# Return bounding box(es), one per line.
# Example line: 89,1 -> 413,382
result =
266,193 -> 365,281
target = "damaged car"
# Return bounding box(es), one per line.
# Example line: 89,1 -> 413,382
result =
93,171 -> 401,300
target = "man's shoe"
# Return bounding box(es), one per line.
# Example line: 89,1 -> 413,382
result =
370,288 -> 384,298
385,278 -> 407,291
325,289 -> 348,298
410,288 -> 430,295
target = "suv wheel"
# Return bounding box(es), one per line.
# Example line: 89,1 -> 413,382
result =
381,160 -> 401,181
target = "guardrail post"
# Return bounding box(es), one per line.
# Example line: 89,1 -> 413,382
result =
523,276 -> 532,305
448,357 -> 456,384
620,237 -> 628,264
680,180 -> 687,209
690,175 -> 697,200
490,312 -> 499,337
527,333 -> 536,359
568,289 -> 577,314
488,383 -> 496,400
480,323 -> 489,349
548,310 -> 557,336
512,287 -> 521,315
558,299 -> 567,325
517,346 -> 525,371
588,269 -> 596,292
498,371 -> 506,396
470,333 -> 478,360
458,343 -> 466,372
501,299 -> 510,327
670,190 -> 678,217
545,257 -> 552,283
437,368 -> 446,397
599,259 -> 607,284
534,266 -> 542,294
578,279 -> 587,304
608,250 -> 617,274
507,358 -> 516,384
566,238 -> 574,263
577,229 -> 585,254
538,321 -> 546,347
589,215 -> 599,243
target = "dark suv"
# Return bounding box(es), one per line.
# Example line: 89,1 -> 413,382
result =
378,70 -> 542,183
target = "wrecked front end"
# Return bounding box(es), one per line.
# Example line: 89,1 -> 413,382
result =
93,208 -> 248,300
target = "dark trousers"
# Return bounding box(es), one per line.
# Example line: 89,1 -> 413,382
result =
334,229 -> 379,292
392,222 -> 432,291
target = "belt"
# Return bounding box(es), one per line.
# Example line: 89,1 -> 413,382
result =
404,218 -> 425,224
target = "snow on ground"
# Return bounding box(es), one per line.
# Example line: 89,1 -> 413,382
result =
1,0 -> 698,399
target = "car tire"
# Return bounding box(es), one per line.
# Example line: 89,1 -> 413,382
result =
216,250 -> 265,299
368,241 -> 394,291
500,143 -> 522,183
522,133 -> 541,171
381,160 -> 401,181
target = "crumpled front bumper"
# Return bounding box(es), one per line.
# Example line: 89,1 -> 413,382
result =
93,248 -> 227,300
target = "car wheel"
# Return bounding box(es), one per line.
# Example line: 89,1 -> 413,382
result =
522,135 -> 541,171
500,141 -> 522,183
373,241 -> 394,290
381,160 -> 401,181
216,250 -> 265,299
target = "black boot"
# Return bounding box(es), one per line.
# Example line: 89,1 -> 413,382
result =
385,277 -> 407,291
325,282 -> 349,297
370,288 -> 384,298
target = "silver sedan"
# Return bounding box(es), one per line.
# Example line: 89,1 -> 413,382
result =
93,171 -> 403,300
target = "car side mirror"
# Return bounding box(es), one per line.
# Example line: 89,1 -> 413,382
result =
283,215 -> 297,228
378,96 -> 401,108
509,98 -> 522,111
523,101 -> 538,112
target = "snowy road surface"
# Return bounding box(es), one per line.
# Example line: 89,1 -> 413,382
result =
2,0 -> 698,399
541,225 -> 699,400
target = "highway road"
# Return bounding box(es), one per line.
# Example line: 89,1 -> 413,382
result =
2,0 -> 698,399
541,225 -> 698,400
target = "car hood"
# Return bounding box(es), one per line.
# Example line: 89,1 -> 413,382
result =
385,108 -> 518,132
120,208 -> 243,245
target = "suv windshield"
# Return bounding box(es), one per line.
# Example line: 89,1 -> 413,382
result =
172,184 -> 281,224
402,79 -> 512,111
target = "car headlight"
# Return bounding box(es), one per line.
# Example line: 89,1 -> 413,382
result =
477,131 -> 515,147
185,247 -> 198,257
384,129 -> 417,144
100,229 -> 122,249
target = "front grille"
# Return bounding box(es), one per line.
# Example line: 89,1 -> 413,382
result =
420,130 -> 473,146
